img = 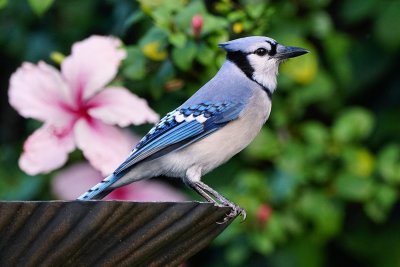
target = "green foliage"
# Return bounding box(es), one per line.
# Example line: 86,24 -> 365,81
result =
0,0 -> 7,9
0,0 -> 399,266
28,0 -> 54,16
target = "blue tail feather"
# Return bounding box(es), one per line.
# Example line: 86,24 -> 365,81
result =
77,174 -> 117,200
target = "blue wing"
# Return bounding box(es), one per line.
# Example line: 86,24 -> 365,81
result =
113,101 -> 244,176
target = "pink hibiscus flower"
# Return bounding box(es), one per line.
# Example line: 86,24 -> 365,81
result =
52,163 -> 187,201
8,35 -> 159,175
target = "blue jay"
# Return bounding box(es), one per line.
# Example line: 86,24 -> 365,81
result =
78,36 -> 308,220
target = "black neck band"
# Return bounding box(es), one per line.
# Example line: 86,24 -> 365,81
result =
254,80 -> 272,99
226,51 -> 254,80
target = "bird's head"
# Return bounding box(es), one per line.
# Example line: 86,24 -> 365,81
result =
219,36 -> 309,93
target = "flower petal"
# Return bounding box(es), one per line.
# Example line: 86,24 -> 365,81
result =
87,86 -> 159,127
52,162 -> 187,201
74,119 -> 137,175
52,162 -> 103,200
8,61 -> 74,123
61,35 -> 126,101
107,180 -> 187,201
19,123 -> 75,175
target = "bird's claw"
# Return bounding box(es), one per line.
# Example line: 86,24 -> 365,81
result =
189,180 -> 246,223
216,201 -> 246,224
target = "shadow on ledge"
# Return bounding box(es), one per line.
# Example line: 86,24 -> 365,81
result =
0,201 -> 236,267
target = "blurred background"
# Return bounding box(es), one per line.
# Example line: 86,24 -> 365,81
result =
1,0 -> 400,266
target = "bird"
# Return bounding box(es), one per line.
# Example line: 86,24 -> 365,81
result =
77,36 -> 309,221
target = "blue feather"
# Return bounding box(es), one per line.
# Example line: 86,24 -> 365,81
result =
77,174 -> 118,200
113,101 -> 244,176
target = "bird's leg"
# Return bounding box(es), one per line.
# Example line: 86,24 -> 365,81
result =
185,166 -> 246,223
186,181 -> 215,203
184,166 -> 216,202
194,180 -> 246,222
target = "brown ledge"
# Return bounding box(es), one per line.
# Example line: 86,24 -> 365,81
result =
0,201 -> 236,267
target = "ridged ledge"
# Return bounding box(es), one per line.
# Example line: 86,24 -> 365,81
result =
0,201 -> 236,267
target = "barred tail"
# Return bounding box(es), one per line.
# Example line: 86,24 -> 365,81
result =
77,174 -> 117,200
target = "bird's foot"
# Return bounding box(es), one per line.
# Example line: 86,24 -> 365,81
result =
216,201 -> 246,224
186,179 -> 247,223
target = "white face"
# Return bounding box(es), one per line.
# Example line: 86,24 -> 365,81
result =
246,42 -> 280,93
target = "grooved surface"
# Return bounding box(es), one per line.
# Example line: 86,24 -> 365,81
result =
0,201 -> 235,267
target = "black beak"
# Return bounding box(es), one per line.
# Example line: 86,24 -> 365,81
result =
275,45 -> 309,60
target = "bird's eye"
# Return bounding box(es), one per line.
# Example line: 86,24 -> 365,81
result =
254,48 -> 268,56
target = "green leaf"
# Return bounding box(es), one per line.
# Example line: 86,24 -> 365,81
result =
150,60 -> 176,93
171,40 -> 197,70
235,170 -> 269,198
250,214 -> 285,254
365,184 -> 397,222
244,127 -> 280,160
308,11 -> 333,38
288,71 -> 334,114
251,232 -> 275,254
0,0 -> 8,10
201,14 -> 228,35
28,0 -> 54,16
299,122 -> 330,165
246,3 -> 266,19
168,32 -> 187,48
335,174 -> 374,201
149,1 -> 185,27
296,191 -> 343,239
266,213 -> 287,243
341,147 -> 375,177
139,27 -> 169,47
375,184 -> 397,209
301,121 -> 329,146
123,10 -> 145,31
227,10 -> 246,22
196,43 -> 215,66
377,144 -> 400,184
123,47 -> 146,80
332,107 -> 375,143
